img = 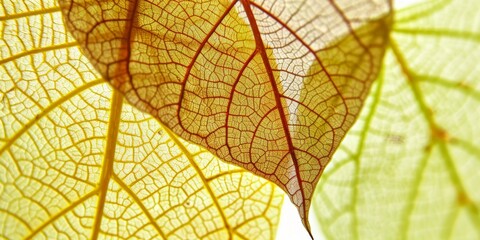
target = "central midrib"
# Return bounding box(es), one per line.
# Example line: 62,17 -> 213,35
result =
239,0 -> 310,235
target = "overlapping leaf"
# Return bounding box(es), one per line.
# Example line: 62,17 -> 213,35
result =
58,0 -> 392,231
313,0 -> 480,239
0,0 -> 284,238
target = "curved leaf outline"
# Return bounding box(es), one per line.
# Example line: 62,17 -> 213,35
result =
59,0 -> 392,232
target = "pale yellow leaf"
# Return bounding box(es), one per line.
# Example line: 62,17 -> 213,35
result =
0,0 -> 283,239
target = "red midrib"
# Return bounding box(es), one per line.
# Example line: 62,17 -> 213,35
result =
239,0 -> 306,209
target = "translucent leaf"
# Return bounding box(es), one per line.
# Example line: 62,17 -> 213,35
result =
0,0 -> 283,239
313,0 -> 480,239
58,0 -> 391,231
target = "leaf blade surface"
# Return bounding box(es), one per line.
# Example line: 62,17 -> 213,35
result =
313,0 -> 480,239
58,0 -> 392,230
0,0 -> 283,238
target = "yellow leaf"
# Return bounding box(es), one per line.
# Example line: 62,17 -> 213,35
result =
58,0 -> 392,233
0,0 -> 283,239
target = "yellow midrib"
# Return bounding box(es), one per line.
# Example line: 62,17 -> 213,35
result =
90,89 -> 123,240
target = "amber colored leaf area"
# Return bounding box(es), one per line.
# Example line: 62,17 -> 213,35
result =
59,0 -> 391,231
0,0 -> 284,239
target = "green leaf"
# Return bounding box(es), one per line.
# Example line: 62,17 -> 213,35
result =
313,0 -> 480,239
0,0 -> 284,238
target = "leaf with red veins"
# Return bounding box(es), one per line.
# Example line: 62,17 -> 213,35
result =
59,0 -> 391,234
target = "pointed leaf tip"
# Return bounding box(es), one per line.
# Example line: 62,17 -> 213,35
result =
59,0 -> 392,234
